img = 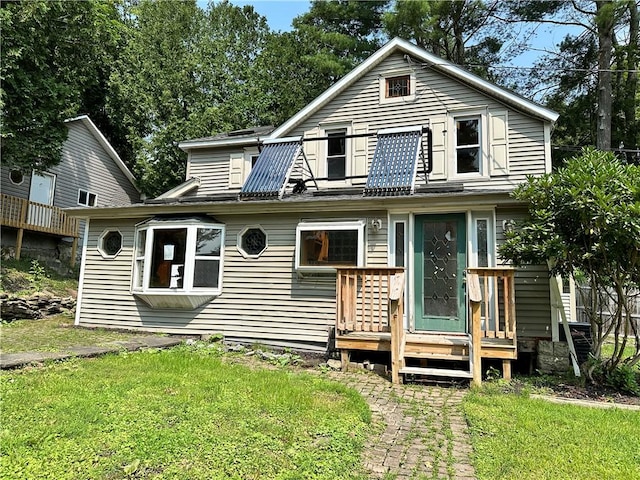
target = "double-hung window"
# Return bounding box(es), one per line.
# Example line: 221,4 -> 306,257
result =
326,129 -> 347,180
455,117 -> 481,174
132,218 -> 224,297
295,221 -> 365,271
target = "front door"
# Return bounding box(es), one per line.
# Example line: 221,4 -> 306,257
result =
414,214 -> 466,332
28,171 -> 55,227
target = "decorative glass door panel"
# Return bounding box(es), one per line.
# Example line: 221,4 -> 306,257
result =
414,214 -> 466,332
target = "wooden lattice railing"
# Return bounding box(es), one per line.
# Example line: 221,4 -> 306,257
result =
336,267 -> 405,333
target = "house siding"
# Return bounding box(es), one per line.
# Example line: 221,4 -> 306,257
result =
50,121 -> 139,209
78,205 -> 552,348
185,148 -> 234,196
77,211 -> 388,351
496,206 -> 551,339
184,53 -> 548,197
288,53 -> 547,190
1,167 -> 31,198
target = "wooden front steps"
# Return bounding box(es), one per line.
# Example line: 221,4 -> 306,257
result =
336,330 -> 516,381
400,366 -> 474,379
335,267 -> 519,385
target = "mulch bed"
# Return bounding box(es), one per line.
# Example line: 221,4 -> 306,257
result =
547,382 -> 640,406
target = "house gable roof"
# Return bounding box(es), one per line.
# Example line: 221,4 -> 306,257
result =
64,115 -> 140,192
271,37 -> 558,139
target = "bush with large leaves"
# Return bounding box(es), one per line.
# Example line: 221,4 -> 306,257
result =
499,148 -> 640,381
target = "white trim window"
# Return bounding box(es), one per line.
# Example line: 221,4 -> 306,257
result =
455,116 -> 482,175
295,220 -> 365,271
132,218 -> 224,295
78,189 -> 97,207
379,69 -> 416,104
326,128 -> 348,180
469,212 -> 495,268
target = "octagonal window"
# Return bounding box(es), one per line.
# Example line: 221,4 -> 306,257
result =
9,169 -> 24,185
99,230 -> 123,258
238,226 -> 267,258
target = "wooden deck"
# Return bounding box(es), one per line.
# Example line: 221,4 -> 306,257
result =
336,267 -> 518,385
1,194 -> 80,264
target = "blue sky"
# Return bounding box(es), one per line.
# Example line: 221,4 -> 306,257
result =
219,1 -> 576,71
230,0 -> 310,31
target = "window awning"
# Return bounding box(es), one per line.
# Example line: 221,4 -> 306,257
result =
240,138 -> 303,199
364,126 -> 424,196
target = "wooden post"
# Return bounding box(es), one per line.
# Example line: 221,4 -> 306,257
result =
468,273 -> 483,387
502,359 -> 512,380
340,350 -> 350,372
389,273 -> 405,385
15,228 -> 24,260
70,236 -> 78,267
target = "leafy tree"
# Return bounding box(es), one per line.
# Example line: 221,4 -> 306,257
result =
383,0 -> 509,81
1,1 -> 123,172
108,0 -> 270,196
291,1 -> 389,83
499,148 -> 640,380
507,1 -> 639,155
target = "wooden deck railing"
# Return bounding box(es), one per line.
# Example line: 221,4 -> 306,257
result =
1,194 -> 80,264
468,267 -> 517,385
1,194 -> 79,237
466,267 -> 517,340
336,267 -> 405,333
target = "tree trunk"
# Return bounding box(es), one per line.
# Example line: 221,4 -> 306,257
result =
624,0 -> 639,150
596,1 -> 615,150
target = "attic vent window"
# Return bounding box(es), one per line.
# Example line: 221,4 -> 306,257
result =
238,226 -> 267,258
386,75 -> 410,98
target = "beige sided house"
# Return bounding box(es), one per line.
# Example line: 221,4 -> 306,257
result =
70,38 -> 561,384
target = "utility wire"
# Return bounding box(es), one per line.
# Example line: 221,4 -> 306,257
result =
421,62 -> 638,74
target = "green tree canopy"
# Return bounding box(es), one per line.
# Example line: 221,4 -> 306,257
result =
108,0 -> 270,196
1,0 -> 123,172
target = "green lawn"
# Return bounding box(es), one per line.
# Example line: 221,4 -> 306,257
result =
0,314 -> 159,353
0,346 -> 371,480
463,387 -> 640,480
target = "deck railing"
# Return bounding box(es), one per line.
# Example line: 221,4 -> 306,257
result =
336,267 -> 405,333
1,194 -> 80,264
1,194 -> 79,238
466,267 -> 517,340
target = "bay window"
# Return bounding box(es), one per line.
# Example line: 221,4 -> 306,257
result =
132,218 -> 224,296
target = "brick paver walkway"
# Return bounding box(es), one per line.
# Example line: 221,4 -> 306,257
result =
328,371 -> 476,480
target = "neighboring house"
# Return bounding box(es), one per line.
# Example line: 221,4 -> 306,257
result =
1,115 -> 140,265
69,38 -> 561,383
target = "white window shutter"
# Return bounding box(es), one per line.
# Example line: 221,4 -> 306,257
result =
229,151 -> 245,188
429,117 -> 447,180
352,123 -> 368,183
489,111 -> 509,176
303,127 -> 320,178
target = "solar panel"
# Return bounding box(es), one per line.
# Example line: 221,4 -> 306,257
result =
364,126 -> 423,196
240,138 -> 302,199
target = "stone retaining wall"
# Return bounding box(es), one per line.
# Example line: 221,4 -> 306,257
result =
1,294 -> 76,321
